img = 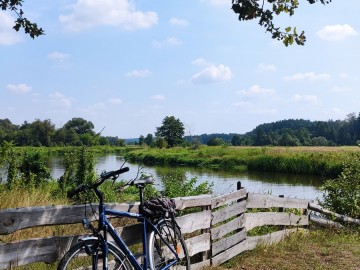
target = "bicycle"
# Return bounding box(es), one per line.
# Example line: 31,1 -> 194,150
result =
57,167 -> 191,270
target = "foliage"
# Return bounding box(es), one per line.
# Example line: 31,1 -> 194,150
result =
207,137 -> 225,146
0,0 -> 44,38
0,117 -> 125,147
155,116 -> 185,147
159,170 -> 213,198
18,151 -> 52,188
321,152 -> 360,218
231,0 -> 332,46
1,141 -> 51,189
56,146 -> 96,201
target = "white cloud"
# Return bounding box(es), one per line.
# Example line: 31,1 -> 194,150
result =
257,63 -> 277,72
292,94 -> 318,104
0,13 -> 22,45
6,83 -> 32,93
49,92 -> 73,107
283,72 -> 330,81
192,64 -> 232,84
237,85 -> 276,97
169,18 -> 189,27
317,24 -> 358,41
59,0 -> 158,32
125,69 -> 152,78
191,58 -> 211,66
47,51 -> 70,62
152,37 -> 183,48
108,98 -> 122,104
151,94 -> 165,101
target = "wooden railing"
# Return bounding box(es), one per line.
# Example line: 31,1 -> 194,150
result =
2,187 -> 357,270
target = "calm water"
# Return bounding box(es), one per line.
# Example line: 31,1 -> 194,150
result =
45,154 -> 324,201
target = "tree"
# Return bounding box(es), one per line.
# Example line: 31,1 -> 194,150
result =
156,116 -> 185,147
64,118 -> 95,135
207,137 -> 225,146
144,134 -> 154,146
231,0 -> 333,46
139,135 -> 145,146
231,134 -> 242,146
1,0 -> 44,38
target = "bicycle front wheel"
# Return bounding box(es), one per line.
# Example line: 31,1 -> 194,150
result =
148,219 -> 190,270
58,238 -> 132,270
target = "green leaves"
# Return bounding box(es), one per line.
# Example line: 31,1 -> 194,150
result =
232,0 -> 332,46
1,0 -> 44,38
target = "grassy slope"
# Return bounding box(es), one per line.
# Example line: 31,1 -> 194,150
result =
211,229 -> 360,270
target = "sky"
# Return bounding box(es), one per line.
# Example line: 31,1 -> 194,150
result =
1,0 -> 359,138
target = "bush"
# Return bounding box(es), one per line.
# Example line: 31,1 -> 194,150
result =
159,170 -> 213,198
321,152 -> 360,218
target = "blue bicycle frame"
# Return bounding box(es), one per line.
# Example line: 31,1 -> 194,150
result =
94,202 -> 179,270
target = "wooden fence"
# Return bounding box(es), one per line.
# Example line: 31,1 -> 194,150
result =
0,187 -> 356,270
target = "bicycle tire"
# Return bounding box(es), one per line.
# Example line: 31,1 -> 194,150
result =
58,238 -> 133,270
148,219 -> 191,270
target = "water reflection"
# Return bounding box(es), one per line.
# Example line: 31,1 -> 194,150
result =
50,154 -> 323,200
11,154 -> 324,201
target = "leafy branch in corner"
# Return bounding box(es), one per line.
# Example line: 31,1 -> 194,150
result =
231,0 -> 333,46
1,0 -> 44,38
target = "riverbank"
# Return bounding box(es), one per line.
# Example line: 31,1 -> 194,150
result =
125,146 -> 360,177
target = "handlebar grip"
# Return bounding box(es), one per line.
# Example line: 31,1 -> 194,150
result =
101,167 -> 130,179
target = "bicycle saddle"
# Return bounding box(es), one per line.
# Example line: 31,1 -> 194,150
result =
131,176 -> 154,186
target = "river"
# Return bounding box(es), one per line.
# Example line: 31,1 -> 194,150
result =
46,154 -> 324,201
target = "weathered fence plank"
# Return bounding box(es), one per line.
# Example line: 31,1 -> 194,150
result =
247,193 -> 309,209
0,195 -> 211,235
176,211 -> 211,234
244,212 -> 309,231
212,229 -> 246,256
174,195 -> 212,210
211,189 -> 247,209
211,200 -> 246,225
309,214 -> 343,229
211,215 -> 245,241
211,239 -> 248,266
212,228 -> 304,267
0,203 -> 139,235
309,203 -> 360,226
185,233 -> 211,257
247,228 -> 306,247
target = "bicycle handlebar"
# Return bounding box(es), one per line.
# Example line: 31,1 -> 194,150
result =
68,167 -> 130,197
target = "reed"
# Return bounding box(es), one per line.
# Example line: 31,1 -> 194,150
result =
125,146 -> 359,176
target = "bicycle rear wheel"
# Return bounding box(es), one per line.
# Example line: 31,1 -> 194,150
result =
148,219 -> 190,270
58,238 -> 132,270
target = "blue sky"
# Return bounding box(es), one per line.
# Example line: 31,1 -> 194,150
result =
1,0 -> 359,138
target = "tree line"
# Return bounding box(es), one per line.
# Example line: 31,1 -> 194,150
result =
188,113 -> 360,147
0,117 -> 125,147
2,113 -> 360,148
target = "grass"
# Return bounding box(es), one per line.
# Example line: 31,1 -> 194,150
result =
211,228 -> 360,270
125,146 -> 360,177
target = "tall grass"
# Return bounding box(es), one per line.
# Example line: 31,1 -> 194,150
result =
125,146 -> 359,176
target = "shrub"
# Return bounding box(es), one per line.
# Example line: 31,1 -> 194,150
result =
321,152 -> 360,219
